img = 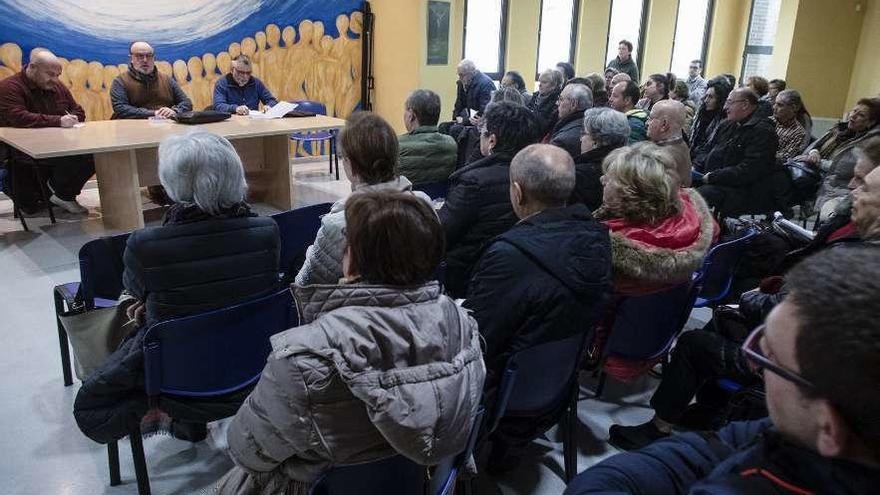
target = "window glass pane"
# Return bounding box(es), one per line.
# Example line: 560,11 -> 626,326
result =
670,0 -> 710,78
537,0 -> 576,74
741,0 -> 782,81
464,0 -> 504,74
605,0 -> 644,69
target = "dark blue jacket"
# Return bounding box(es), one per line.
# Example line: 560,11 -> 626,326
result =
213,74 -> 278,113
465,204 -> 612,386
565,419 -> 880,494
452,70 -> 495,119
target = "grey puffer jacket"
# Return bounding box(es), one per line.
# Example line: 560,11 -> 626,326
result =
294,176 -> 432,286
222,281 -> 486,493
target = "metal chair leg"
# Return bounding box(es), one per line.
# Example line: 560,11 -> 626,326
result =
53,290 -> 73,386
13,201 -> 28,231
108,441 -> 121,486
129,430 -> 151,495
564,384 -> 579,482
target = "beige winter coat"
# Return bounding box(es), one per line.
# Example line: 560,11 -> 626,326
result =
215,281 -> 486,494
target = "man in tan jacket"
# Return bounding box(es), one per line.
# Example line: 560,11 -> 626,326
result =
109,41 -> 192,120
647,99 -> 693,187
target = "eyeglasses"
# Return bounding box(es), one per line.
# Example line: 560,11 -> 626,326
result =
725,99 -> 748,106
131,52 -> 155,60
689,66 -> 700,70
741,324 -> 815,390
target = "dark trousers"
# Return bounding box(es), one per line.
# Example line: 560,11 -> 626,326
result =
650,329 -> 755,423
9,153 -> 95,205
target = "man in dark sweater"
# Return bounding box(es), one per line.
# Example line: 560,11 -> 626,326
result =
109,41 -> 192,120
212,54 -> 278,115
0,49 -> 94,214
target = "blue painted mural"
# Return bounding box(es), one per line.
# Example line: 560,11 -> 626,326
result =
0,0 -> 365,125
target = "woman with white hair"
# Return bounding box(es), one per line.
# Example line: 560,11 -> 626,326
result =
74,130 -> 280,445
527,68 -> 565,136
570,107 -> 630,210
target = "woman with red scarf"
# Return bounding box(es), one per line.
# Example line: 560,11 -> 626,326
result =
591,142 -> 718,379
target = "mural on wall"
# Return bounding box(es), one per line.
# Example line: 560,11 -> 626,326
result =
0,0 -> 365,126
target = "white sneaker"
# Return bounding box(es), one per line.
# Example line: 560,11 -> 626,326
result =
50,194 -> 88,214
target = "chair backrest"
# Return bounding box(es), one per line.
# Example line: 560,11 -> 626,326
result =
428,408 -> 485,495
605,280 -> 698,361
271,202 -> 333,277
309,455 -> 426,495
78,233 -> 131,309
294,100 -> 328,116
502,331 -> 591,416
414,181 -> 449,200
143,288 -> 297,397
696,229 -> 758,303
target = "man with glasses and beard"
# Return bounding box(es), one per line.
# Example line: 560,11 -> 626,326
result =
212,55 -> 278,115
566,246 -> 880,494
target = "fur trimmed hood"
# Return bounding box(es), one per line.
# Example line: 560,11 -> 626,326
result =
606,188 -> 717,285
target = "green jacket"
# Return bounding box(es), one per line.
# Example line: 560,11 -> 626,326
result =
398,126 -> 457,185
625,108 -> 649,143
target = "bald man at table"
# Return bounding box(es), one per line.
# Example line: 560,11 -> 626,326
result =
0,49 -> 94,214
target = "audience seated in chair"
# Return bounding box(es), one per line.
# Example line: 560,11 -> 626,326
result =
500,70 -> 532,102
746,75 -> 774,119
592,143 -> 717,379
793,97 -> 880,220
647,99 -> 693,187
439,101 -> 542,297
636,72 -> 674,113
670,80 -> 696,135
772,89 -> 810,163
567,247 -> 880,495
696,88 -> 784,217
528,68 -> 564,137
609,80 -> 648,142
451,59 -> 495,125
73,130 -> 281,444
549,83 -> 593,158
0,49 -> 94,214
296,111 -> 431,286
398,89 -> 457,185
690,76 -> 732,166
215,191 -> 485,493
570,107 -> 630,210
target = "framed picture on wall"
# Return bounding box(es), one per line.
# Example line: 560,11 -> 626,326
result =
427,0 -> 451,65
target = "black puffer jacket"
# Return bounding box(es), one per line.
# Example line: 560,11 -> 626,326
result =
549,110 -> 585,158
528,88 -> 561,137
570,145 -> 618,211
439,152 -> 518,297
465,204 -> 612,386
452,70 -> 495,120
74,207 -> 280,443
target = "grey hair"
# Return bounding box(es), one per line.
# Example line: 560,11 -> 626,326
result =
539,68 -> 565,91
232,54 -> 252,69
510,144 -> 575,206
457,59 -> 477,75
158,130 -> 247,215
566,83 -> 593,111
583,107 -> 630,148
491,86 -> 526,106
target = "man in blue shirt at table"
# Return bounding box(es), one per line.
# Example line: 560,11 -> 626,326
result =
213,55 -> 278,115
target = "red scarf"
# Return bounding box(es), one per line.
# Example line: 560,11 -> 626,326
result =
602,190 -> 711,250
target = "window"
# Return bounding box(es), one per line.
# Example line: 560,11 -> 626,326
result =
670,0 -> 714,78
741,0 -> 782,81
463,0 -> 509,79
536,0 -> 579,77
604,0 -> 648,74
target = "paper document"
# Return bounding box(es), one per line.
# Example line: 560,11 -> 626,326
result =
249,101 -> 298,119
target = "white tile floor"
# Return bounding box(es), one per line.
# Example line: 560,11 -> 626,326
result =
0,160 -> 710,494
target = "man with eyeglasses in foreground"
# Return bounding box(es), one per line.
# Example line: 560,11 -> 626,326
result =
212,54 -> 277,116
566,246 -> 880,494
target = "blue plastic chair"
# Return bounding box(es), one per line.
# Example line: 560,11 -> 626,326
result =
594,279 -> 701,398
485,331 -> 593,483
414,180 -> 450,200
0,165 -> 28,231
108,288 -> 298,495
693,229 -> 758,308
290,100 -> 340,180
53,233 -> 131,386
271,202 -> 333,279
309,455 -> 426,495
429,408 -> 484,495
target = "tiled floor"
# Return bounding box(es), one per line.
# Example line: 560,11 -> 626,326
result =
0,160 -> 710,494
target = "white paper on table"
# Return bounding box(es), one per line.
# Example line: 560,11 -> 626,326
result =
249,101 -> 298,119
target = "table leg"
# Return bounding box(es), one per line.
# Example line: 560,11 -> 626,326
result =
261,135 -> 293,210
94,149 -> 144,231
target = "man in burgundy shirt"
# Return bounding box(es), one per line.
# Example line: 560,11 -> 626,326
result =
0,49 -> 94,214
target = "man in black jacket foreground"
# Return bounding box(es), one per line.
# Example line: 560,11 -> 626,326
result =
566,246 -> 880,495
465,144 -> 613,471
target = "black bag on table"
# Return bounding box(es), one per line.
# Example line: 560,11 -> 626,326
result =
172,110 -> 232,125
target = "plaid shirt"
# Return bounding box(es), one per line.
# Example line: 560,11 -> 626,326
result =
774,117 -> 807,162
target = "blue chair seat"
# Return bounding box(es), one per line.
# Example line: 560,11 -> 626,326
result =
289,100 -> 339,180
291,129 -> 336,141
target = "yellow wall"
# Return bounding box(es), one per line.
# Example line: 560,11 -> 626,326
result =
641,0 -> 678,78
574,0 -> 611,75
846,0 -> 880,110
370,0 -> 421,132
786,0 -> 865,118
704,0 -> 750,78
769,0 -> 799,80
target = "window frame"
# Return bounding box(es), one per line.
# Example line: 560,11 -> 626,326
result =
603,0 -> 650,79
668,0 -> 715,75
534,0 -> 581,80
739,0 -> 779,83
462,0 -> 510,80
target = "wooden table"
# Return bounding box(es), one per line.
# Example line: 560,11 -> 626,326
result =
0,115 -> 346,230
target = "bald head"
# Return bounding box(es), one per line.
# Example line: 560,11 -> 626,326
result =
648,100 -> 686,141
29,49 -> 59,68
25,49 -> 62,90
129,41 -> 156,74
510,144 -> 575,217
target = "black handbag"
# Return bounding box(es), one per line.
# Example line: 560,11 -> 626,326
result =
785,159 -> 821,197
172,110 -> 232,125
